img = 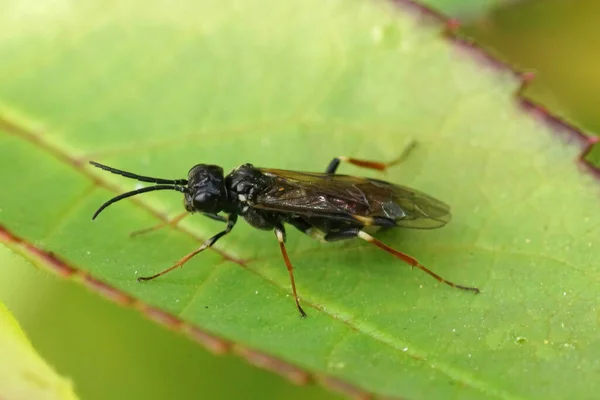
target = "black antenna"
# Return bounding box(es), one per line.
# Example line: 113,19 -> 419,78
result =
92,185 -> 188,220
89,161 -> 188,185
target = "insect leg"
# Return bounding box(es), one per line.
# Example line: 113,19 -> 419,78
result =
274,225 -> 307,317
285,218 -> 327,242
130,212 -> 226,238
325,140 -> 417,174
323,228 -> 360,241
357,231 -> 480,293
130,212 -> 189,237
202,213 -> 227,223
287,218 -> 312,233
137,214 -> 238,281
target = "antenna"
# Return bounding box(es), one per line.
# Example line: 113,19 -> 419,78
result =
89,161 -> 189,219
92,185 -> 187,220
89,161 -> 188,185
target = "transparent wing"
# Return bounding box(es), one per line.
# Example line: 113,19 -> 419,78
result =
254,169 -> 451,229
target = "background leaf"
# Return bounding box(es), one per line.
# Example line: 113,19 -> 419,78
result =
0,0 -> 598,399
458,0 -> 600,156
0,301 -> 78,400
0,243 -> 333,400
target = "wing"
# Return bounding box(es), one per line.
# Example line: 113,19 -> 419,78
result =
253,168 -> 451,229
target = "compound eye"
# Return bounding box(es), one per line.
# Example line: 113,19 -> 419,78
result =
194,191 -> 210,204
193,191 -> 220,213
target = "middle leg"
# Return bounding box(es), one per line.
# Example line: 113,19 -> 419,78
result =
274,224 -> 307,317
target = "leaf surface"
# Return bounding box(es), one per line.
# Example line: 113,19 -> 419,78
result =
0,1 -> 598,399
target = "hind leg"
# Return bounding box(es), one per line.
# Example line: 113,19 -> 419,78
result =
325,140 -> 417,174
320,226 -> 480,293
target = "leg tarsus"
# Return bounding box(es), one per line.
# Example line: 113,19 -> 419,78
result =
388,139 -> 417,168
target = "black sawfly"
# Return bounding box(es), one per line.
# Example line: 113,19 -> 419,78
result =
90,144 -> 479,317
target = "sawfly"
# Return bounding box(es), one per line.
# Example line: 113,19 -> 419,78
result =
90,143 -> 479,317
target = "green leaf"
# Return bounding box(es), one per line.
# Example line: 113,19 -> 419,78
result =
0,302 -> 78,400
0,0 -> 597,399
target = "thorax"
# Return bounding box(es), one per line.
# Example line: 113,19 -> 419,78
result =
226,164 -> 278,230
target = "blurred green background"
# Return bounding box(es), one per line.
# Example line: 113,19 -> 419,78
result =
1,1 -> 598,399
461,0 -> 600,136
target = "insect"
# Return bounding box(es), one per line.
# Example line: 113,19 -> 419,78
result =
90,145 -> 479,317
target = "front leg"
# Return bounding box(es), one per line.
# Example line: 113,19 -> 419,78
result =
201,213 -> 227,223
130,212 -> 226,238
137,214 -> 238,281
